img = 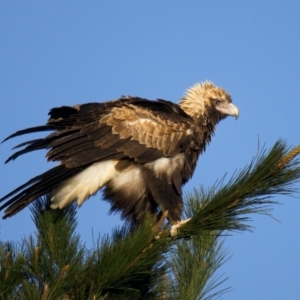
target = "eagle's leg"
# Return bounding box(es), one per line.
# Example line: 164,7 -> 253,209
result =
170,218 -> 191,236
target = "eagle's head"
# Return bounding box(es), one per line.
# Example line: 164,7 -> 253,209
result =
179,81 -> 239,123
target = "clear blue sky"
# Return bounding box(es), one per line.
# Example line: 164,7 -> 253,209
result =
1,2 -> 299,299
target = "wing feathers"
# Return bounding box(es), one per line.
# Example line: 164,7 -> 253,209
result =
136,148 -> 161,162
12,138 -> 44,149
2,125 -> 53,143
106,105 -> 194,157
3,98 -> 196,167
5,141 -> 47,163
63,149 -> 124,167
100,134 -> 122,148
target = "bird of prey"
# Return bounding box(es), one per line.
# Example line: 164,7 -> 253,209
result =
0,81 -> 239,234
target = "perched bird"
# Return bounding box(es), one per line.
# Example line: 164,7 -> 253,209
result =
0,81 -> 239,234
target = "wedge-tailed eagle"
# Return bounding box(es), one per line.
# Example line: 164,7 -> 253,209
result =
0,81 -> 239,234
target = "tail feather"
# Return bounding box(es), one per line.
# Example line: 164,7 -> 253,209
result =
0,165 -> 83,218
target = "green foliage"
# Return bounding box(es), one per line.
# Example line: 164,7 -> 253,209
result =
0,140 -> 300,299
179,140 -> 300,237
166,234 -> 229,300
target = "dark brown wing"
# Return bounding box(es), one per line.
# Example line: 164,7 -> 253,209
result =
4,97 -> 201,168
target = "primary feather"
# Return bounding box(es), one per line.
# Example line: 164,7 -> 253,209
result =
0,81 -> 239,227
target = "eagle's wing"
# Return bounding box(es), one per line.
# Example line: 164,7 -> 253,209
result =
5,97 -> 200,168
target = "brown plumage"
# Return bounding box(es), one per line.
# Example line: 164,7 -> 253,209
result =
0,81 -> 239,233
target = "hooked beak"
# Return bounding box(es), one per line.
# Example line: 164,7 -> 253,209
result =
216,103 -> 239,119
228,103 -> 239,119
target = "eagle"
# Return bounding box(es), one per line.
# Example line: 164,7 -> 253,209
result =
0,81 -> 239,235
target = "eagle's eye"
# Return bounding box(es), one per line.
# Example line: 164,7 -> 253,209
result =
211,99 -> 221,106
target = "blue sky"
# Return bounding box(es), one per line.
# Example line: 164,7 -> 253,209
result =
1,2 -> 300,299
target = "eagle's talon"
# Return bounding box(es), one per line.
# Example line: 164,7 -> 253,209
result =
170,218 -> 191,236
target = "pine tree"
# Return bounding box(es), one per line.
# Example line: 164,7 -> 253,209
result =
1,139 -> 300,300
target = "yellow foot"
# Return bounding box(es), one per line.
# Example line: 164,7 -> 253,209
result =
170,218 -> 191,236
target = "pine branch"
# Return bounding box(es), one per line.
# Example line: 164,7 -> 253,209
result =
1,140 -> 300,299
166,234 -> 230,300
177,140 -> 300,237
0,241 -> 26,299
75,217 -> 171,299
0,197 -> 87,299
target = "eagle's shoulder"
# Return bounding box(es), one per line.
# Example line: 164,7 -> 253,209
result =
122,97 -> 192,120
